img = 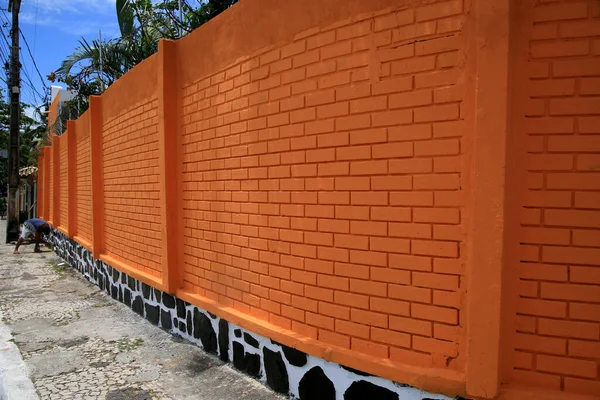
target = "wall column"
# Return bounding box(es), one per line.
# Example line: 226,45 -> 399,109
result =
52,135 -> 61,227
89,96 -> 105,259
464,0 -> 510,398
44,147 -> 51,223
157,39 -> 182,293
37,154 -> 44,219
67,121 -> 77,237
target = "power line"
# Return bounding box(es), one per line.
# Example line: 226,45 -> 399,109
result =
19,28 -> 47,90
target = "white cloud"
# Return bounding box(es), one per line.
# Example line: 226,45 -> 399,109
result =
23,0 -> 116,15
21,12 -> 118,37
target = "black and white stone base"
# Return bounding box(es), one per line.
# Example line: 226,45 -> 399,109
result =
51,228 -> 460,400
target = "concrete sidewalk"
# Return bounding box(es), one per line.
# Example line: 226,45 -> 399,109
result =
0,221 -> 281,400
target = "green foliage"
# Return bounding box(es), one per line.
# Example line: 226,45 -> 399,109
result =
52,0 -> 239,121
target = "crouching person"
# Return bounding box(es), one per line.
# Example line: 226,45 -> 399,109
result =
14,218 -> 52,254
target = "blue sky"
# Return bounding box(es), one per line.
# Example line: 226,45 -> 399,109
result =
12,0 -> 120,108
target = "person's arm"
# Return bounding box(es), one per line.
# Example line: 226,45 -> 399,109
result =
13,237 -> 24,254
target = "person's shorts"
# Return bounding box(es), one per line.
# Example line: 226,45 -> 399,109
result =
20,221 -> 36,241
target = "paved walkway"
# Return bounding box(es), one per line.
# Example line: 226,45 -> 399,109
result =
0,221 -> 281,400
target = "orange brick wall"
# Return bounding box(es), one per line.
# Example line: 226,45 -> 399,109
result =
181,1 -> 467,369
59,132 -> 69,232
48,144 -> 54,224
75,112 -> 92,243
36,0 -> 600,398
102,98 -> 162,278
511,0 -> 600,396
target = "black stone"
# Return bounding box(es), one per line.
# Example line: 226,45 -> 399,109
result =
123,288 -> 132,307
121,273 -> 126,284
141,283 -> 151,300
145,304 -> 160,326
132,296 -> 144,317
282,345 -> 307,367
173,317 -> 177,327
98,274 -> 105,291
176,299 -> 186,319
245,352 -> 261,378
233,342 -> 246,371
208,312 -> 217,319
341,365 -> 372,377
186,311 -> 193,335
263,348 -> 289,394
107,265 -> 113,276
160,309 -> 172,330
193,309 -> 217,353
127,276 -> 135,290
154,288 -> 162,303
270,339 -> 282,346
344,381 -> 398,400
163,293 -> 175,309
299,367 -> 335,400
111,285 -> 118,300
178,321 -> 186,332
118,287 -> 123,303
234,329 -> 242,338
244,332 -> 259,348
218,319 -> 229,362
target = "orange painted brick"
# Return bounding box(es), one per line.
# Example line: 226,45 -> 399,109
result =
411,303 -> 457,324
306,119 -> 335,135
318,102 -> 349,119
511,370 -> 561,391
390,90 -> 433,110
372,110 -> 412,127
413,272 -> 459,291
414,174 -> 460,190
337,20 -> 371,40
319,72 -> 352,89
335,205 -> 370,221
569,339 -> 600,359
389,254 -> 432,272
370,206 -> 411,223
352,337 -> 389,358
389,223 -> 432,239
414,104 -> 459,123
531,40 -> 589,59
349,278 -> 387,297
281,305 -> 305,322
336,114 -> 371,132
389,284 -> 431,303
550,97 -> 600,116
391,56 -> 436,75
351,191 -> 388,206
372,76 -> 412,95
370,237 -> 410,254
564,378 -> 600,398
542,282 -> 600,302
389,124 -> 432,142
553,59 -> 600,77
544,245 -> 600,267
416,35 -> 461,56
416,0 -> 462,21
317,274 -> 349,291
335,176 -> 369,191
371,266 -> 410,285
334,234 -> 369,251
334,262 -> 369,279
322,41 -> 352,59
307,60 -> 337,78
350,250 -> 387,268
532,2 -> 588,22
336,83 -> 371,101
571,266 -> 600,285
575,192 -> 600,209
388,158 -> 432,174
378,45 -> 415,63
370,297 -> 410,317
350,96 -> 388,114
306,311 -> 335,330
537,354 -> 597,379
539,317 -> 600,340
413,336 -> 458,357
517,297 -> 567,318
370,176 -> 412,191
415,139 -> 460,156
319,301 -> 350,320
372,327 -> 411,348
335,319 -> 370,339
351,308 -> 388,328
390,347 -> 432,368
433,290 -> 460,309
305,285 -> 334,303
519,263 -> 568,282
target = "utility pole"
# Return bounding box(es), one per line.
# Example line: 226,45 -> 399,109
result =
6,0 -> 21,243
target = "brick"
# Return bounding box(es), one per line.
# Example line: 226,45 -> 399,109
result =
580,77 -> 600,95
378,45 -> 415,62
350,96 -> 387,114
537,354 -> 597,379
532,2 -> 588,22
517,297 -> 566,318
564,378 -> 600,398
391,56 -> 436,75
577,154 -> 600,171
520,227 -> 570,245
389,254 -> 432,272
531,40 -> 589,59
528,79 -> 576,98
437,51 -> 462,69
372,77 -> 412,95
569,339 -> 600,359
306,119 -> 335,135
414,104 -> 459,123
541,282 -> 600,302
390,192 -> 433,207
352,338 -> 389,358
413,336 -> 457,357
575,192 -> 600,209
571,303 -> 600,323
547,173 -> 600,190
370,206 -> 411,222
413,272 -> 459,290
518,263 -> 568,282
527,154 -> 573,171
394,21 -> 436,42
550,97 -> 600,115
433,85 -> 463,103
553,59 -> 600,77
389,124 -> 432,141
372,110 -> 413,127
545,209 -> 600,228
416,35 -> 461,55
515,333 -> 566,355
539,318 -> 599,340
511,370 -> 561,391
389,158 -> 432,174
336,84 -> 372,102
389,222 -> 432,239
305,285 -> 334,302
351,308 -> 388,328
374,10 -> 414,31
335,320 -> 370,339
560,20 -> 600,38
412,303 -> 457,324
319,72 -> 351,89
390,90 -> 432,109
414,208 -> 459,224
334,291 -> 369,309
571,266 -> 600,284
415,139 -> 459,156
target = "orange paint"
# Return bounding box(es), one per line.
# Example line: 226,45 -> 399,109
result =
38,0 -> 600,399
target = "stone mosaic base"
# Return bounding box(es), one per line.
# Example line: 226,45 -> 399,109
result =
51,229 -> 459,400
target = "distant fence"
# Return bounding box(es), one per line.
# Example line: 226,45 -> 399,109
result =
36,0 -> 600,399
